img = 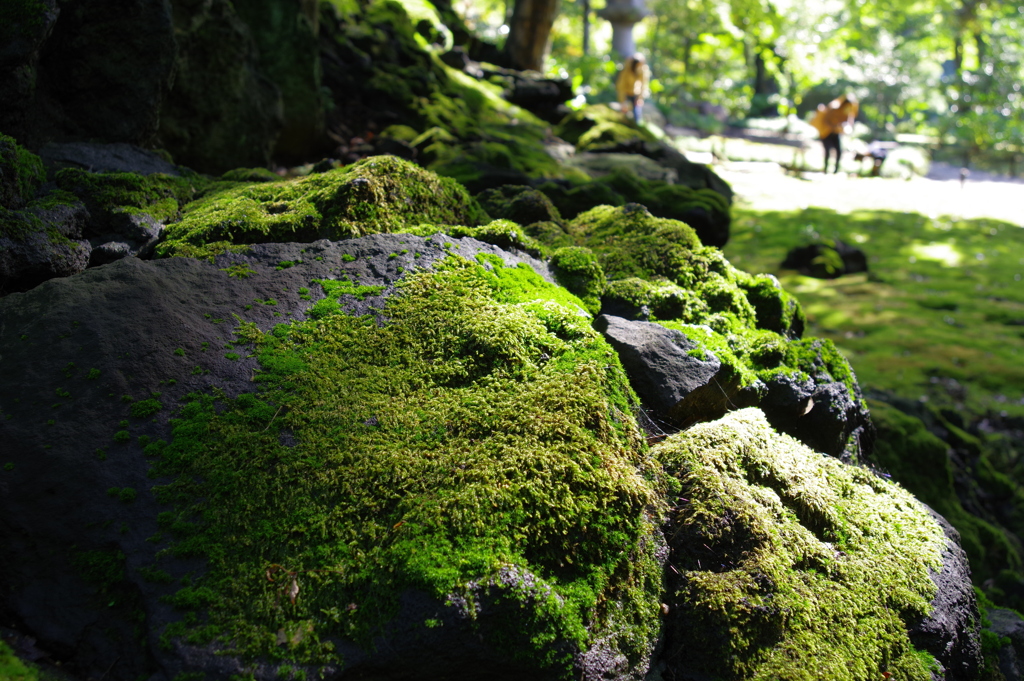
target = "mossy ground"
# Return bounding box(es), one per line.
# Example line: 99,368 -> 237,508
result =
147,255 -> 665,673
656,408 -> 946,681
725,207 -> 1024,420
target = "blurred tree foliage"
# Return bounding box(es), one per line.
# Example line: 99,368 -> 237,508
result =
463,0 -> 1024,169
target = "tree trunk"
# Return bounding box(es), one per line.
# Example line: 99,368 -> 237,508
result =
582,0 -> 590,56
504,0 -> 561,71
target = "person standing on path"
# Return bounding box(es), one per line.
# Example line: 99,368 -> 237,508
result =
810,94 -> 859,174
616,53 -> 651,123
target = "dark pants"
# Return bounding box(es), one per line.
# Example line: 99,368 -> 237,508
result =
822,133 -> 841,173
629,95 -> 642,123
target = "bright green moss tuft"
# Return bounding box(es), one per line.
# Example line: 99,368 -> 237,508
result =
150,256 -> 662,670
0,639 -> 37,681
549,247 -> 604,316
406,219 -> 542,257
656,408 -> 946,681
130,398 -> 163,419
157,156 -> 488,258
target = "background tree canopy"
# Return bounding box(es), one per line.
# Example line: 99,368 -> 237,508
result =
488,0 -> 1024,168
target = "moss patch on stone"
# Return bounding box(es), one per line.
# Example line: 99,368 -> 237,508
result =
656,408 -> 946,680
55,168 -> 199,224
157,156 -> 489,259
148,256 -> 663,672
405,219 -> 541,257
0,134 -> 46,209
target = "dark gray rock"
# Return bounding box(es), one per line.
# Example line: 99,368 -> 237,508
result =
595,315 -> 721,417
759,364 -> 874,462
39,142 -> 183,176
0,199 -> 91,294
908,508 -> 983,681
781,239 -> 868,279
86,212 -> 164,264
8,0 -> 177,149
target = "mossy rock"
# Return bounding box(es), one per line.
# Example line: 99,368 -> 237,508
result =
0,133 -> 45,209
475,185 -> 563,227
538,166 -> 731,248
158,155 -> 490,259
655,407 -> 977,680
55,167 -> 199,228
405,219 -> 544,257
555,105 -> 655,151
549,246 -> 604,316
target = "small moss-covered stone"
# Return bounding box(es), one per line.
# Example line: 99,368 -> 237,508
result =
0,133 -> 45,209
475,185 -> 563,227
555,105 -> 655,151
656,407 -> 947,681
220,167 -> 280,183
738,272 -> 806,338
55,168 -> 198,225
158,156 -> 489,259
406,219 -> 541,257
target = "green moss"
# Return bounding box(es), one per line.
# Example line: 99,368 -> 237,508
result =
549,247 -> 604,316
406,220 -> 542,257
868,400 -> 1020,583
0,638 -> 37,681
737,272 -> 806,338
0,134 -> 45,209
221,168 -> 281,183
474,185 -> 563,228
131,398 -> 163,419
656,408 -> 946,680
158,156 -> 488,258
149,256 -> 661,670
55,168 -> 198,224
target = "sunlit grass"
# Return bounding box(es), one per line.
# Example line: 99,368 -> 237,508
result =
725,207 -> 1024,418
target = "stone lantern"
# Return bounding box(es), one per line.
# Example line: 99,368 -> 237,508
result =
597,0 -> 650,58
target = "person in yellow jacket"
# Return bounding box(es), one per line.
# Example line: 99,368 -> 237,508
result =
616,53 -> 651,123
810,94 -> 859,173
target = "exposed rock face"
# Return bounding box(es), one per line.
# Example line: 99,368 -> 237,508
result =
987,608 -> 1024,681
595,314 -> 738,427
908,509 -> 982,681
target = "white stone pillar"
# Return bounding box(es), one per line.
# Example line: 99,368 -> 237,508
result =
597,0 -> 650,57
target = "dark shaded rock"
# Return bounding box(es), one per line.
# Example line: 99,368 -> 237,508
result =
157,0 -> 283,174
86,212 -> 163,265
594,314 -> 751,429
908,508 -> 983,681
476,185 -> 563,227
759,362 -> 874,462
0,198 -> 92,294
12,0 -> 177,149
0,0 -> 60,139
39,142 -> 182,176
371,136 -> 417,161
233,0 -> 327,164
781,239 -> 868,279
989,608 -> 1024,681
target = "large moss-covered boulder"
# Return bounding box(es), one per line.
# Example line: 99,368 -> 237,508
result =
0,234 -> 665,680
157,155 -> 490,258
655,408 -> 981,680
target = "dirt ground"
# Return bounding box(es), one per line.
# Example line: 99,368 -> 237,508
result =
714,159 -> 1024,226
